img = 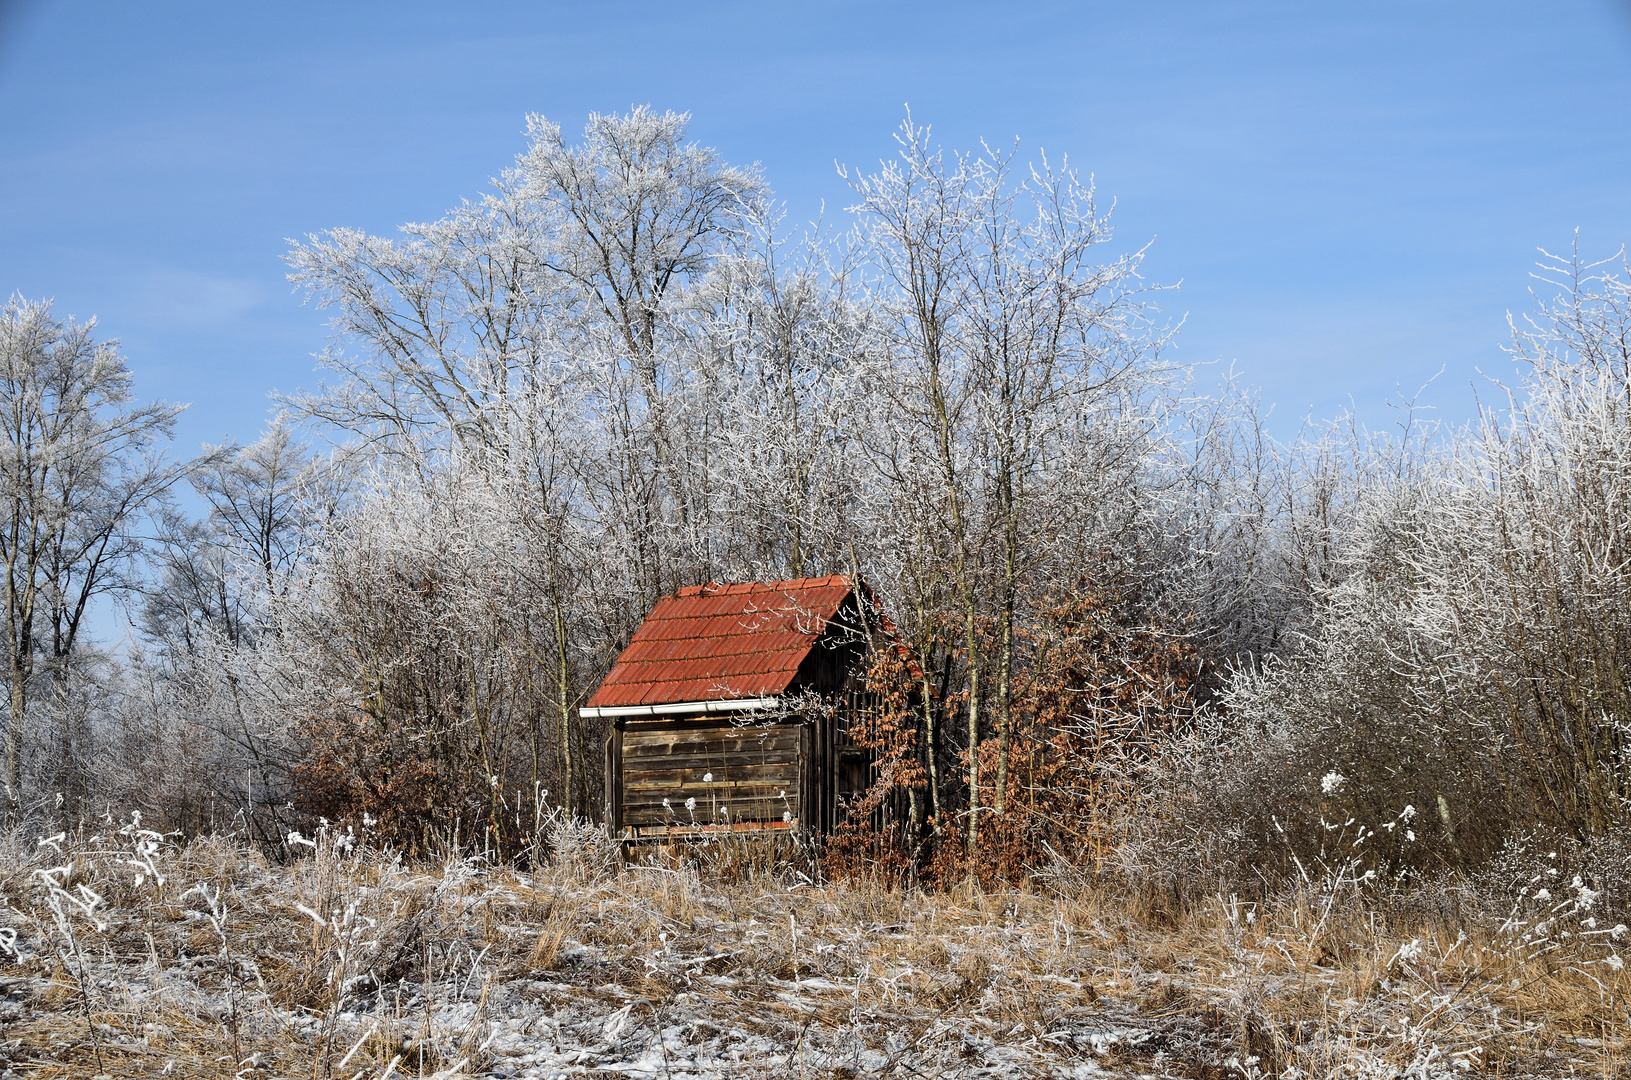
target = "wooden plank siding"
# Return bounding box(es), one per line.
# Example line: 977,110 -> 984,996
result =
605,697 -> 882,838
618,721 -> 801,834
603,696 -> 892,838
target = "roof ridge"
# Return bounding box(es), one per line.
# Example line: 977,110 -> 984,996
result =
673,574 -> 850,599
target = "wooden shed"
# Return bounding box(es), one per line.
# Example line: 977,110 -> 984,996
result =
587,575 -> 890,839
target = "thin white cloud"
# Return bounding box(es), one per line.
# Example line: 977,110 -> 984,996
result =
125,265 -> 267,330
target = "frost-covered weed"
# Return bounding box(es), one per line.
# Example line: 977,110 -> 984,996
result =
537,805 -> 620,882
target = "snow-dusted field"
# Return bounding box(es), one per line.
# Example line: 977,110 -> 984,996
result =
0,823 -> 1623,1078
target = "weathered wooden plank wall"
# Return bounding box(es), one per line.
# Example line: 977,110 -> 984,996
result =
619,722 -> 800,831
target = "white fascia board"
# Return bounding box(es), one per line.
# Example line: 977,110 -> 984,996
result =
579,696 -> 782,719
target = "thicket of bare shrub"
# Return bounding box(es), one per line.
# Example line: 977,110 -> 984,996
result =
1155,249 -> 1631,899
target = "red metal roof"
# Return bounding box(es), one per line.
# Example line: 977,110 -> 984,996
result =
586,575 -> 857,708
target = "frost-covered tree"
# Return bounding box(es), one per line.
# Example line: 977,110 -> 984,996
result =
123,421 -> 351,840
690,217 -> 871,581
145,420 -> 342,648
0,297 -> 189,809
844,118 -> 1174,858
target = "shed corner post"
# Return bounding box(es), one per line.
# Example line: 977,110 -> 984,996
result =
797,720 -> 815,841
604,726 -> 624,835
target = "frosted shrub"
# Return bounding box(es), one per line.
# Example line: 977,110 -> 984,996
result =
1155,250 -> 1631,889
540,805 -> 620,881
1175,616 -> 1501,887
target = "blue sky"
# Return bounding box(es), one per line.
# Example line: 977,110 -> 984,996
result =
2,0 -> 1630,454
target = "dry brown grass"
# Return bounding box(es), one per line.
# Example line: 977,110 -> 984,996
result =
0,821 -> 1625,1078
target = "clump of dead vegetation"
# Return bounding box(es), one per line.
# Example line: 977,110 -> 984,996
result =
0,811 -> 1626,1079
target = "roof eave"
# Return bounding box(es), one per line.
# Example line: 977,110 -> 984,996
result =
579,695 -> 783,719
